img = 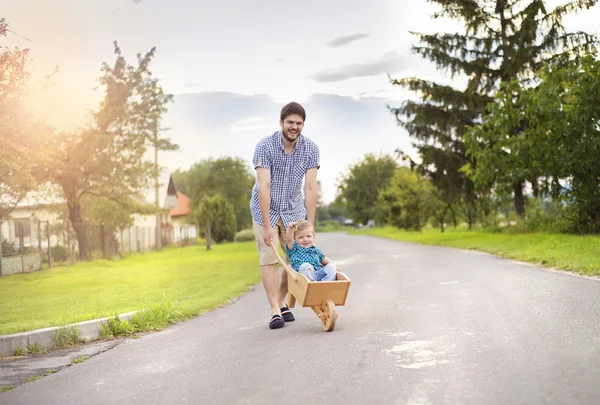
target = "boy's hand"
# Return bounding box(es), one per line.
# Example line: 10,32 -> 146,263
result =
288,222 -> 298,230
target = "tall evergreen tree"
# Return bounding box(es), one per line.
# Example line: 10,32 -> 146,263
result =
390,0 -> 598,219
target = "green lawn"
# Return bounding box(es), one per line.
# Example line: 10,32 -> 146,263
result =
350,226 -> 600,276
0,242 -> 261,335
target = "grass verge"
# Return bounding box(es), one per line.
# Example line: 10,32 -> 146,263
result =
350,226 -> 600,276
0,242 -> 261,336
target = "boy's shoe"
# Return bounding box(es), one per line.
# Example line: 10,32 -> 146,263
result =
280,306 -> 295,322
269,314 -> 285,329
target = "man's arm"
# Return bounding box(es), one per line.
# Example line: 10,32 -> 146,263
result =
256,167 -> 272,242
304,167 -> 318,225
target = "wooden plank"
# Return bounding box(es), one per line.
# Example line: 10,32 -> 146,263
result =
288,294 -> 296,308
302,280 -> 351,307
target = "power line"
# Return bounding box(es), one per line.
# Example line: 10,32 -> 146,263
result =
6,29 -> 33,43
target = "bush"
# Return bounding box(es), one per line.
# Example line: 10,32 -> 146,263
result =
51,245 -> 70,262
315,220 -> 341,232
234,229 -> 255,242
514,198 -> 570,234
195,195 -> 237,243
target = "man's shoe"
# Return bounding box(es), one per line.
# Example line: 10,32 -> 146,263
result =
281,306 -> 295,322
269,314 -> 285,329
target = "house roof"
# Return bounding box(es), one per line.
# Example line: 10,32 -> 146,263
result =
170,192 -> 192,217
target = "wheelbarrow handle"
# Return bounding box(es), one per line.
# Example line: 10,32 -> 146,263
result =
269,242 -> 298,281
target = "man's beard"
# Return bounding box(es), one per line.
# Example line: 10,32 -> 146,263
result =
282,128 -> 299,143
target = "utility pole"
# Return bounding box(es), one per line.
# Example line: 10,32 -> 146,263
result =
154,127 -> 172,250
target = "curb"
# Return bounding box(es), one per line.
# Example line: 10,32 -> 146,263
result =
0,311 -> 138,357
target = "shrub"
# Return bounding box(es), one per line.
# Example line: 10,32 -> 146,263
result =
234,229 -> 255,242
51,245 -> 70,262
315,220 -> 341,233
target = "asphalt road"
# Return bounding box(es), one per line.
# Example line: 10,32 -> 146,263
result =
3,232 -> 600,405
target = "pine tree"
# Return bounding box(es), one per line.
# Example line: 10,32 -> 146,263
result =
390,0 -> 598,220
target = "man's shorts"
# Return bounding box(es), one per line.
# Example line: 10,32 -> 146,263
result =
253,218 -> 290,266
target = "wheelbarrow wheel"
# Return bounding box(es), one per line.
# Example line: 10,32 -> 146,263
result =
321,300 -> 337,332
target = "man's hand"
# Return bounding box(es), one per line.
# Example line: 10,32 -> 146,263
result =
263,226 -> 275,246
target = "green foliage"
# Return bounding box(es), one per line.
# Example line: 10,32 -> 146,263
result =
0,18 -> 46,218
81,195 -> 152,229
13,346 -> 26,356
51,245 -> 70,263
511,198 -> 571,234
234,229 -> 255,242
376,167 -> 441,231
42,42 -> 175,260
336,154 -> 398,225
315,220 -> 343,233
25,342 -> 44,354
325,197 -> 348,220
467,53 -> 600,233
522,55 -> 600,232
52,326 -> 80,347
391,0 -> 599,221
195,195 -> 237,243
100,315 -> 136,337
173,157 -> 254,232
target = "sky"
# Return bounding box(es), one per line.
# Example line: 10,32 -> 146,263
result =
3,0 -> 599,204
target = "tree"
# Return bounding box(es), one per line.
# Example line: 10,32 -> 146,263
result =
376,167 -> 441,231
81,195 -> 154,229
315,180 -> 332,222
518,54 -> 600,232
390,0 -> 598,221
0,18 -> 44,218
336,154 -> 398,225
326,197 -> 349,221
43,42 -> 175,260
194,195 -> 237,249
173,156 -> 254,231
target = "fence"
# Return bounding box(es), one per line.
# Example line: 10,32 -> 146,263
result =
44,220 -> 198,264
0,218 -> 199,275
0,219 -> 43,276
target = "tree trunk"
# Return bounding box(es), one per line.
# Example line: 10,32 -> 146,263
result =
206,224 -> 211,251
513,181 -> 526,220
68,203 -> 89,261
437,207 -> 448,233
449,206 -> 458,228
531,178 -> 540,199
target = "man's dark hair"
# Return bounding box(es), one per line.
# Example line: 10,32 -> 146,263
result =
280,102 -> 306,122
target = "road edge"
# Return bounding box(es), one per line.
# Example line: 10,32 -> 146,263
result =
0,311 -> 138,358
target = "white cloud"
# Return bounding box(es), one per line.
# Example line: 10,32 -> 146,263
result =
231,117 -> 273,132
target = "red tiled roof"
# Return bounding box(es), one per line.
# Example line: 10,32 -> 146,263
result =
170,192 -> 192,217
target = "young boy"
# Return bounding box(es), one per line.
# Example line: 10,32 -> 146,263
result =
285,220 -> 338,282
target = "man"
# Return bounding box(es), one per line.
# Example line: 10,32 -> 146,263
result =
250,101 -> 320,329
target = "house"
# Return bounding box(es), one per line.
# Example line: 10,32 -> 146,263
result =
158,175 -> 197,243
7,173 -> 197,253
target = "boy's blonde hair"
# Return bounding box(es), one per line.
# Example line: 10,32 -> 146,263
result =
295,219 -> 314,236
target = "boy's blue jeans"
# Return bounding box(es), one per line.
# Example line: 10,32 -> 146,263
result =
297,262 -> 337,281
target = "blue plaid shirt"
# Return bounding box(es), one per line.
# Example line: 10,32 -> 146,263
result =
285,241 -> 325,271
250,131 -> 320,228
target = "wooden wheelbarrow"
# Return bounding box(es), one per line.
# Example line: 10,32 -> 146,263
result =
270,244 -> 351,332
